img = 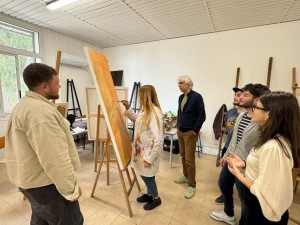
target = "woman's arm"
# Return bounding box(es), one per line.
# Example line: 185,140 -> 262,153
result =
227,158 -> 253,189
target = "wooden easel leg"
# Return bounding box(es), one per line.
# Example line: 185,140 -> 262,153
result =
91,147 -> 106,197
131,167 -> 141,191
126,169 -> 132,186
94,141 -> 99,172
216,131 -> 224,167
107,144 -> 110,186
116,162 -> 133,218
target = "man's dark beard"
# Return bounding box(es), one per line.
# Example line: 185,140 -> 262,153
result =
239,102 -> 253,109
49,94 -> 59,100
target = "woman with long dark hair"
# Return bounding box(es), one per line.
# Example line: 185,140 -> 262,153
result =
226,91 -> 300,225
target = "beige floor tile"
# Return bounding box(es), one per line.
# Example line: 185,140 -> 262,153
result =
84,206 -> 119,225
169,219 -> 188,225
119,204 -> 150,225
0,144 -> 299,225
172,206 -> 200,225
140,211 -> 172,225
0,198 -> 28,225
111,215 -> 137,225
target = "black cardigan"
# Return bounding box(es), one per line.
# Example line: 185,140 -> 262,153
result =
177,90 -> 206,133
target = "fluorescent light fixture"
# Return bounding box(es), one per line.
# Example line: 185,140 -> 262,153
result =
46,0 -> 79,10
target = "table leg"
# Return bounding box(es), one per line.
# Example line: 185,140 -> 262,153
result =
169,136 -> 173,168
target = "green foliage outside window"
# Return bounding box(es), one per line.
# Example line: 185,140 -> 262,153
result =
0,22 -> 38,114
0,23 -> 34,52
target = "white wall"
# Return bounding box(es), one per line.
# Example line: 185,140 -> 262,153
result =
103,21 -> 300,155
40,29 -> 100,116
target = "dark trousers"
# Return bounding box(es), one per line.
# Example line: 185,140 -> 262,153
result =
218,162 -> 247,225
141,175 -> 158,198
245,188 -> 288,225
177,129 -> 198,188
20,184 -> 83,225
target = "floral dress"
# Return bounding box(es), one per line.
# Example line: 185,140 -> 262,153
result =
125,106 -> 164,177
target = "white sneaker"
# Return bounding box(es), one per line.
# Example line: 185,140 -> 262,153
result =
210,211 -> 236,225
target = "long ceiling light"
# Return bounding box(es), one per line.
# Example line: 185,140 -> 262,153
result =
46,0 -> 80,10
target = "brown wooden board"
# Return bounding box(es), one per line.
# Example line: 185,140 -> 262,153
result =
84,86 -> 128,141
84,47 -> 132,170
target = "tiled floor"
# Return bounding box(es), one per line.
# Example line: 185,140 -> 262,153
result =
0,143 -> 299,225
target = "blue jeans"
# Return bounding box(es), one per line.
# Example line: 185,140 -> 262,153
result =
218,162 -> 247,225
141,175 -> 158,198
20,184 -> 83,225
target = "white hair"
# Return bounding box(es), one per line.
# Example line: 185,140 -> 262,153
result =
177,75 -> 193,89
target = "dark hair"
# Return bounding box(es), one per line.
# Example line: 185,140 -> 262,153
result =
23,63 -> 57,90
242,83 -> 270,98
254,91 -> 300,167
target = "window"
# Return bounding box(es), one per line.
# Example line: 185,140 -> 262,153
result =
0,21 -> 40,115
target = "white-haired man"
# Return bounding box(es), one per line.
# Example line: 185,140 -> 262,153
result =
174,75 -> 206,199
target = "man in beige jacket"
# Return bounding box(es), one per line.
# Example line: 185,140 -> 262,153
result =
5,63 -> 83,225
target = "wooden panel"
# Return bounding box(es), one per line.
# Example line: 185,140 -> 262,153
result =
55,102 -> 69,118
85,86 -> 128,141
0,136 -> 5,149
83,47 -> 131,171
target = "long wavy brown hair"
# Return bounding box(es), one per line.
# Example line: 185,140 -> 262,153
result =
138,85 -> 162,130
254,91 -> 300,167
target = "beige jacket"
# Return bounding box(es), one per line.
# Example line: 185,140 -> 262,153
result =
5,91 -> 81,201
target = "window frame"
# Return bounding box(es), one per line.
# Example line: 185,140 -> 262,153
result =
0,21 -> 41,116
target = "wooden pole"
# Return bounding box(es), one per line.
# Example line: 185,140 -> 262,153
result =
266,57 -> 273,88
292,67 -> 297,96
55,51 -> 62,75
52,51 -> 62,103
235,67 -> 240,87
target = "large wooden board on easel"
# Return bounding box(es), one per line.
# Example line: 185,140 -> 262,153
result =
84,86 -> 128,141
84,47 -> 132,170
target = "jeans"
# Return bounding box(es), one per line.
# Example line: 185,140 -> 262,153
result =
141,175 -> 158,198
177,129 -> 198,188
245,188 -> 288,225
20,184 -> 83,225
218,162 -> 247,225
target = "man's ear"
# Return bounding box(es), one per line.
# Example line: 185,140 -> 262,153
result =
253,98 -> 259,105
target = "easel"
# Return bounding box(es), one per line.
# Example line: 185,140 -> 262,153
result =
128,82 -> 140,140
67,79 -> 82,116
216,67 -> 240,166
91,105 -> 141,217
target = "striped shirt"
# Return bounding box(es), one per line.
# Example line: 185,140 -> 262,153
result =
236,112 -> 252,144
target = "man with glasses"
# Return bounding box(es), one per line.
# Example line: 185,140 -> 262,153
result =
215,87 -> 246,205
210,83 -> 270,225
174,75 -> 206,199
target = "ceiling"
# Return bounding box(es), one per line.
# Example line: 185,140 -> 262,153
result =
1,0 -> 300,48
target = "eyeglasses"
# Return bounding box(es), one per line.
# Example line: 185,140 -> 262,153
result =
178,82 -> 186,85
252,105 -> 270,112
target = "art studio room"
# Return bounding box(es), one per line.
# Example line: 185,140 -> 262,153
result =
0,1 -> 300,225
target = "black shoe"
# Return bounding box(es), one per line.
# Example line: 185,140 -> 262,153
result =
215,195 -> 224,205
143,197 -> 161,210
137,194 -> 153,203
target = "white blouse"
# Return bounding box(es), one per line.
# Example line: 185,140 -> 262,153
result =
245,137 -> 294,221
